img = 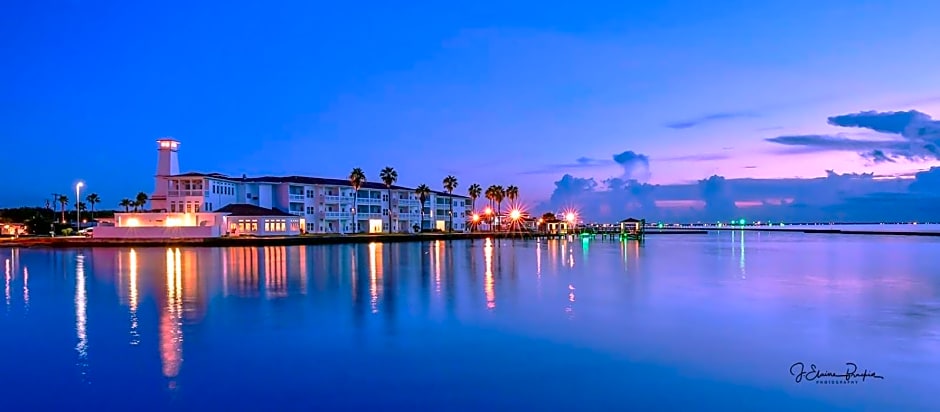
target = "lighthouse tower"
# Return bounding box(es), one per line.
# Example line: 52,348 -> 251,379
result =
151,138 -> 180,211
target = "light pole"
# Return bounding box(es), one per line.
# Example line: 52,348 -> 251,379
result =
76,182 -> 84,232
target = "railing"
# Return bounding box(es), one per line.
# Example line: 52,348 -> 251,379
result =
356,198 -> 382,204
323,195 -> 342,203
324,212 -> 350,219
289,194 -> 305,202
167,190 -> 205,197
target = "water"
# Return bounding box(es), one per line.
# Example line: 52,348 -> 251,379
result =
2,233 -> 939,411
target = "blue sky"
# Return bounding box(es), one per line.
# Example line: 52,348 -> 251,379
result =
2,0 -> 940,220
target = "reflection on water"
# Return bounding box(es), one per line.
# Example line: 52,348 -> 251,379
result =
2,233 -> 940,410
74,253 -> 88,381
484,238 -> 495,310
128,249 -> 139,345
161,249 -> 183,388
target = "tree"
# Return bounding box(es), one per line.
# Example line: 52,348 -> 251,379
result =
134,192 -> 149,212
506,185 -> 519,209
442,175 -> 458,232
494,185 -> 505,231
467,183 -> 481,212
415,184 -> 431,232
119,198 -> 132,212
485,185 -> 499,231
348,167 -> 366,233
57,195 -> 69,223
379,166 -> 398,233
85,193 -> 100,220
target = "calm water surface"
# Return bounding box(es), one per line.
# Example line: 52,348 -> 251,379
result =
2,233 -> 939,411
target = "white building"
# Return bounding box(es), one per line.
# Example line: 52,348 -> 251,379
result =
149,138 -> 469,234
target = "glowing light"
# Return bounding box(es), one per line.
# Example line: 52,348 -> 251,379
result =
471,214 -> 480,222
509,209 -> 521,220
484,207 -> 492,215
125,218 -> 140,227
165,217 -> 182,227
564,212 -> 576,223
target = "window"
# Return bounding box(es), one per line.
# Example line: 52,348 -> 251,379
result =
195,203 -> 201,213
170,203 -> 177,213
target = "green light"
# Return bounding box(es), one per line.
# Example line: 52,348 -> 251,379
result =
658,223 -> 664,228
738,218 -> 746,225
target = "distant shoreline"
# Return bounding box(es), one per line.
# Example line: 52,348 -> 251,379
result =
3,226 -> 938,249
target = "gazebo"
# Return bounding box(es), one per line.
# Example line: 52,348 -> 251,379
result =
619,218 -> 645,240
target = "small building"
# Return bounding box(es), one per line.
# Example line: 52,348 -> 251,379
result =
1,223 -> 27,237
94,211 -> 228,239
620,218 -> 646,240
546,221 -> 569,235
216,204 -> 302,237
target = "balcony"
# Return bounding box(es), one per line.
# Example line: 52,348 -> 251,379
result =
323,195 -> 343,203
167,190 -> 205,197
289,194 -> 305,202
324,211 -> 350,219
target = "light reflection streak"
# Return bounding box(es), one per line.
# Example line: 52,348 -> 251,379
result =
484,238 -> 495,309
161,248 -> 183,388
4,258 -> 10,310
75,253 -> 88,381
434,241 -> 442,295
369,242 -> 380,314
23,267 -> 29,311
740,230 -> 746,279
536,240 -> 542,276
129,249 -> 140,345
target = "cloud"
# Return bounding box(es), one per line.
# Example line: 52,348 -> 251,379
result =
766,110 -> 940,161
520,157 -> 613,175
862,150 -> 896,164
658,153 -> 731,161
536,169 -> 935,222
665,112 -> 758,129
612,150 -> 650,182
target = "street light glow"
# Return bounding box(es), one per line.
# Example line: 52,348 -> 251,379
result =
484,207 -> 492,215
471,214 -> 480,222
565,212 -> 576,223
76,181 -> 85,233
510,209 -> 521,220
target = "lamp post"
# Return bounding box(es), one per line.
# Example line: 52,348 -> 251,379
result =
75,182 -> 84,232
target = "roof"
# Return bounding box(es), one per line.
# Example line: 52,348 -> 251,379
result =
169,172 -> 470,198
215,203 -> 296,217
621,218 -> 644,223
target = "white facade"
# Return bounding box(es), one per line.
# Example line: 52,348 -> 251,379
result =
149,140 -> 469,234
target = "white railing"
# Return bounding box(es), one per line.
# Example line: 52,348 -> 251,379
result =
167,190 -> 204,197
289,194 -> 305,202
324,212 -> 350,219
356,198 -> 382,204
324,195 -> 342,203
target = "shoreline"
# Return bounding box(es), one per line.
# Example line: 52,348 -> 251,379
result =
0,230 -> 709,249
696,227 -> 940,237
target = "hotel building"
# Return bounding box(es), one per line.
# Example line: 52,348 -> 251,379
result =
149,138 -> 469,234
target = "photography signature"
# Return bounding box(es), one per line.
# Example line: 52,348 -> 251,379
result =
790,362 -> 885,384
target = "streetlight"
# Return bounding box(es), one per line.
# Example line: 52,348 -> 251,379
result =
75,182 -> 84,232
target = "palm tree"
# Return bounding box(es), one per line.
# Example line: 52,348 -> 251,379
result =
57,194 -> 69,223
135,192 -> 149,212
467,183 -> 482,212
505,185 -> 519,209
348,168 -> 366,233
119,198 -> 132,212
485,185 -> 498,231
442,175 -> 458,232
415,184 -> 431,232
379,166 -> 398,233
494,185 -> 505,231
85,193 -> 100,220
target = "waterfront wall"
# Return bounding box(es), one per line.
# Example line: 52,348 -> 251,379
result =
93,226 -> 221,239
